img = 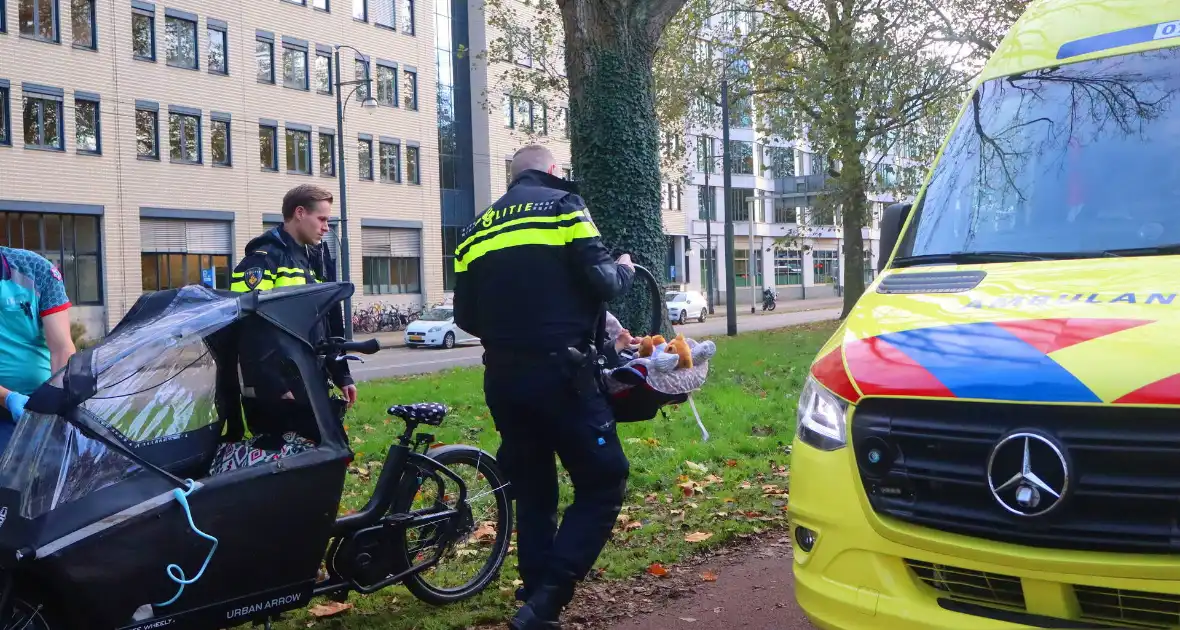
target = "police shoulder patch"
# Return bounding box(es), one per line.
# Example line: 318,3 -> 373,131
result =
244,267 -> 265,290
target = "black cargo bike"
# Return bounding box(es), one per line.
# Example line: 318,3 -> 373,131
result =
0,282 -> 513,629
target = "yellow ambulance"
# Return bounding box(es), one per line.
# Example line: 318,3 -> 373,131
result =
791,0 -> 1180,628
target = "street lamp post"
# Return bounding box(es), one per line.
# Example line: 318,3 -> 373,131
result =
333,45 -> 377,339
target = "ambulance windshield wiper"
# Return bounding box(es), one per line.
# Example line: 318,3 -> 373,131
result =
1099,243 -> 1180,257
891,251 -> 1064,267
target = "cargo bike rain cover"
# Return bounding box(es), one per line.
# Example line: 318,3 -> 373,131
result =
0,283 -> 353,563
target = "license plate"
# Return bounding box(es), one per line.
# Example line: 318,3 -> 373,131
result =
408,335 -> 424,341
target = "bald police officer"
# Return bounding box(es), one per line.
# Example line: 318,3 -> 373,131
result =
453,144 -> 634,629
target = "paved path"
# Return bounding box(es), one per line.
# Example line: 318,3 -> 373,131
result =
604,542 -> 815,630
350,305 -> 842,381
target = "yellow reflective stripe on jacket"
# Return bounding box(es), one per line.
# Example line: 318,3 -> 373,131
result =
455,209 -> 595,256
229,267 -> 313,291
230,279 -> 275,292
454,220 -> 600,273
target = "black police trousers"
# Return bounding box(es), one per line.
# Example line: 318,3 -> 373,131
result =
483,352 -> 630,593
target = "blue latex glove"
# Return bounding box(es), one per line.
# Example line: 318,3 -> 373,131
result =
4,392 -> 28,421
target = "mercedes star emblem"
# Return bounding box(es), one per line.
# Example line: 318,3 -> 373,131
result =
986,432 -> 1070,517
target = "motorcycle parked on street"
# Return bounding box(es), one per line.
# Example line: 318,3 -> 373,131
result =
761,287 -> 777,311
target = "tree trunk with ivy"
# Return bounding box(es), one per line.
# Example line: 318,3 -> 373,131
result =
557,0 -> 687,336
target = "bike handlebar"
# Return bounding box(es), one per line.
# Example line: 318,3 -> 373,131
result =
318,337 -> 381,356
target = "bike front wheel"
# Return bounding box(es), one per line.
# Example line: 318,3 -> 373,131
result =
391,445 -> 513,605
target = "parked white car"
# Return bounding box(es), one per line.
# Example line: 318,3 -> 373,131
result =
403,306 -> 478,349
666,291 -> 708,325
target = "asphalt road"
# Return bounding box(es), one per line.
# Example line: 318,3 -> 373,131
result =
349,307 -> 842,381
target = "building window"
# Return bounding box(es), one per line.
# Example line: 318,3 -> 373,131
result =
282,44 -> 308,90
71,0 -> 94,48
774,250 -> 801,285
734,248 -> 762,288
514,97 -> 533,132
314,0 -> 328,9
813,250 -> 839,285
74,96 -> 99,154
0,87 -> 9,146
399,0 -> 414,34
664,183 -> 681,211
406,145 -> 420,184
729,140 -> 753,175
556,107 -> 568,138
442,225 -> 460,291
355,59 -> 371,100
379,141 -> 400,182
259,123 -> 277,170
319,132 -> 335,176
135,107 -> 158,158
207,24 -> 227,74
132,9 -> 154,60
698,186 -> 716,221
768,146 -> 794,178
361,227 -> 421,295
19,0 -> 57,42
358,137 -> 372,180
403,69 -> 417,110
376,64 -> 396,106
697,136 -> 714,173
561,167 -> 571,181
164,13 -> 198,69
169,111 -> 200,163
211,118 -> 230,166
141,253 -> 230,291
0,212 -> 103,305
23,93 -> 63,150
373,0 -> 393,28
353,0 -> 366,21
505,160 -> 512,187
772,199 -> 796,224
286,128 -> 311,174
256,38 -> 274,83
314,52 -> 332,93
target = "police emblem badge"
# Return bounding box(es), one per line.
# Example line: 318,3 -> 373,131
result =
244,267 -> 265,290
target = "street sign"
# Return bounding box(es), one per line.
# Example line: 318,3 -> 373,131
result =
201,268 -> 214,288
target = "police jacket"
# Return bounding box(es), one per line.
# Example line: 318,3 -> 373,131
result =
230,226 -> 353,397
452,169 -> 635,352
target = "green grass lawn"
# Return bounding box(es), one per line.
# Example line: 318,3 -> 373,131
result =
281,320 -> 838,630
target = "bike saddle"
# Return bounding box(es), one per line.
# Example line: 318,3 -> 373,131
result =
387,402 -> 449,426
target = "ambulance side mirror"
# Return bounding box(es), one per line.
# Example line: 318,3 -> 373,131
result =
878,203 -> 912,273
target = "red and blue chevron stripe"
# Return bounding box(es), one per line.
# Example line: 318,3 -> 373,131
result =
810,318 -> 1177,405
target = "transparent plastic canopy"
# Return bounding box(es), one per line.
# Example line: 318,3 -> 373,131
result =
0,286 -> 240,519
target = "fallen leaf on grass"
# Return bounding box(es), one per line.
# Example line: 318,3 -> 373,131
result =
685,531 -> 713,543
684,460 -> 709,474
726,459 -> 738,468
624,521 -> 643,531
700,570 -> 718,582
646,563 -> 669,577
309,602 -> 353,618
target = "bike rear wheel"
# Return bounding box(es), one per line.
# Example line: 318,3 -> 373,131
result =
391,445 -> 513,605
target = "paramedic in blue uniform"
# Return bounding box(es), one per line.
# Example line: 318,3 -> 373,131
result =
0,246 -> 77,449
452,144 -> 635,630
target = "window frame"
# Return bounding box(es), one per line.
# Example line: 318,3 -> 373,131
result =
19,0 -> 59,43
403,68 -> 417,110
259,122 -> 278,171
22,89 -> 65,151
399,0 -> 414,34
211,114 -> 231,167
207,20 -> 228,75
131,5 -> 155,61
256,32 -> 275,84
379,140 -> 401,183
375,62 -> 397,106
314,51 -> 333,95
281,38 -> 309,91
318,130 -> 336,176
70,0 -> 95,49
285,126 -> 313,175
0,210 -> 104,305
357,135 -> 373,180
168,108 -> 202,164
362,255 -> 422,295
0,84 -> 10,147
135,104 -> 159,159
74,93 -> 100,155
163,11 -> 199,70
141,252 -> 229,293
405,144 -> 420,185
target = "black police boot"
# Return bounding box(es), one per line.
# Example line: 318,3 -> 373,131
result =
508,581 -> 574,630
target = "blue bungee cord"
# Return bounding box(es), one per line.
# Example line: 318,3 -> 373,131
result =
156,479 -> 220,608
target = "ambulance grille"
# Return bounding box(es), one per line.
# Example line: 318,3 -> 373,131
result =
852,399 -> 1180,554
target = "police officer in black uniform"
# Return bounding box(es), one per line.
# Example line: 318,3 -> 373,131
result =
230,184 -> 357,441
453,144 -> 635,630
